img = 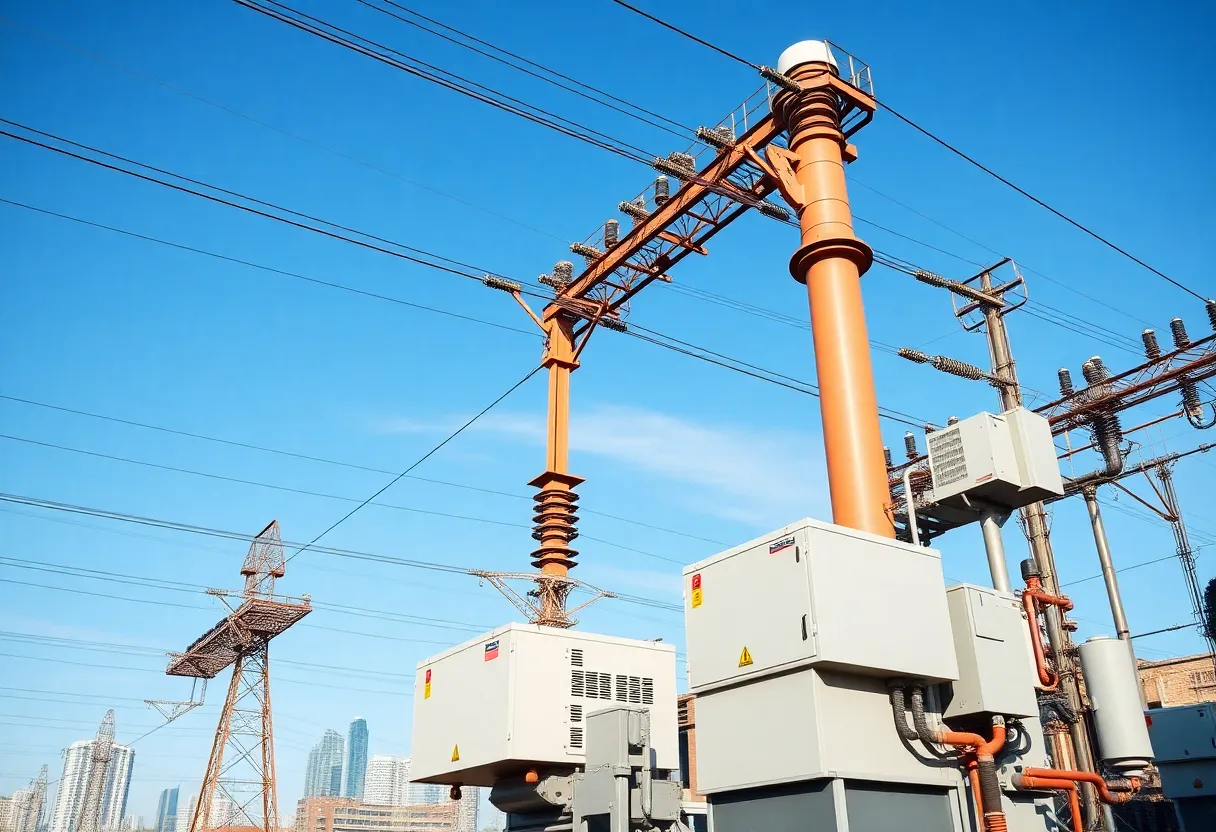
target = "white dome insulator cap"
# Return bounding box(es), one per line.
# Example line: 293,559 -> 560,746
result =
776,40 -> 838,75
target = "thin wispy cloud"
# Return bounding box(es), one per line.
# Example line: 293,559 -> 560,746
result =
374,404 -> 828,526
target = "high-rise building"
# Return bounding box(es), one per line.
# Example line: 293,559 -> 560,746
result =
303,732 -> 346,798
404,785 -> 442,807
342,720 -> 368,801
452,789 -> 477,832
121,816 -> 142,831
50,741 -> 134,832
154,789 -> 178,832
1,796 -> 14,832
363,758 -> 410,808
177,794 -> 196,832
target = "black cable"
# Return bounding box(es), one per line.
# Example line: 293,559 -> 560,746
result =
287,364 -> 541,561
0,124 -> 501,281
0,14 -> 570,245
230,0 -> 651,163
357,0 -> 692,140
0,198 -> 538,338
607,0 -> 756,68
876,101 -> 1208,302
608,1 -> 1208,302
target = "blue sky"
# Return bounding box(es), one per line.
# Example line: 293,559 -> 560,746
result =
2,0 -> 1215,824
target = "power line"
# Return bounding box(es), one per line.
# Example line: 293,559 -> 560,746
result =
0,121 -> 507,282
607,0 -> 754,68
0,14 -> 569,245
0,493 -> 684,612
606,1 -> 1210,303
0,393 -> 725,546
0,198 -> 537,337
356,0 -> 693,139
229,0 -> 651,163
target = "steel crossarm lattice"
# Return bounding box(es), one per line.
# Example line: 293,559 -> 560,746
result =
1037,334 -> 1216,430
553,115 -> 784,322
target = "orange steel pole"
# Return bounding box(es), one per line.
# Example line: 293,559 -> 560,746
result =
529,308 -> 584,625
769,42 -> 890,536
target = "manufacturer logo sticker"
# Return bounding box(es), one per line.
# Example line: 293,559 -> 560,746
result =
484,640 -> 500,661
424,668 -> 432,699
769,535 -> 796,554
690,573 -> 702,608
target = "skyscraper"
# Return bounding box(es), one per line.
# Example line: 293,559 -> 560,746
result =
342,720 -> 368,801
362,757 -> 410,807
154,789 -> 178,832
50,741 -> 135,832
453,788 -> 478,832
303,731 -> 346,798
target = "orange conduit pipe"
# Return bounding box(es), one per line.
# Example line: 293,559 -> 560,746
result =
1021,574 -> 1073,690
1016,777 -> 1083,832
926,719 -> 1008,832
965,756 -> 985,830
1019,769 -> 1140,805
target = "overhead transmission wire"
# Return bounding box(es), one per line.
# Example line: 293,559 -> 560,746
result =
13,7 -> 1148,367
0,198 -> 537,338
0,14 -> 568,245
229,0 -> 651,164
0,393 -> 724,545
0,431 -> 685,564
284,364 -> 542,562
0,130 -> 937,429
354,0 -> 694,139
0,493 -> 682,612
8,7 -> 1158,377
607,0 -> 1210,303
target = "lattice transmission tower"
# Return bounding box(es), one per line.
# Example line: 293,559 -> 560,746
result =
167,520 -> 311,832
75,710 -> 115,832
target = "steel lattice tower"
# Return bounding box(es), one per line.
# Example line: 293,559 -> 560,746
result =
167,521 -> 311,832
75,711 -> 115,832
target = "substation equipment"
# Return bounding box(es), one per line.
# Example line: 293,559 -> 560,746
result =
409,41 -> 1158,832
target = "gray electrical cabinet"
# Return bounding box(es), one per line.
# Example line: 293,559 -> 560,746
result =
1146,704 -> 1216,830
926,408 -> 1063,511
683,518 -> 958,694
943,585 -> 1039,719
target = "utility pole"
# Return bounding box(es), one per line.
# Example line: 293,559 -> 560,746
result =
1155,462 -> 1216,666
906,264 -> 1104,824
974,269 -> 1102,824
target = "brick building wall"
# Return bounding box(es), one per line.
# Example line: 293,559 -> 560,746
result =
677,694 -> 700,802
1138,652 -> 1216,709
293,799 -> 453,832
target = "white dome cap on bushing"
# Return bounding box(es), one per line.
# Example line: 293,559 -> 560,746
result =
777,40 -> 838,75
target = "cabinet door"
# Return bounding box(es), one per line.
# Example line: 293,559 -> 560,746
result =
687,531 -> 814,691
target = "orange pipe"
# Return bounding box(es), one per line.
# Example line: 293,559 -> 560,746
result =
1016,777 -> 1083,832
777,61 -> 891,538
966,756 -> 984,829
1022,575 -> 1072,689
931,721 -> 1006,832
1021,769 -> 1140,804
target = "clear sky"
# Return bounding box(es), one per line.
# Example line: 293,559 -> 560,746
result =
2,0 -> 1215,825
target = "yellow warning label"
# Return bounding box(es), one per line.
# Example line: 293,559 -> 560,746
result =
738,646 -> 753,667
424,682 -> 432,699
691,588 -> 703,608
450,745 -> 460,762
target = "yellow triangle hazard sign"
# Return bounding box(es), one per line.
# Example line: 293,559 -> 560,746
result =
451,744 -> 460,762
738,646 -> 753,667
